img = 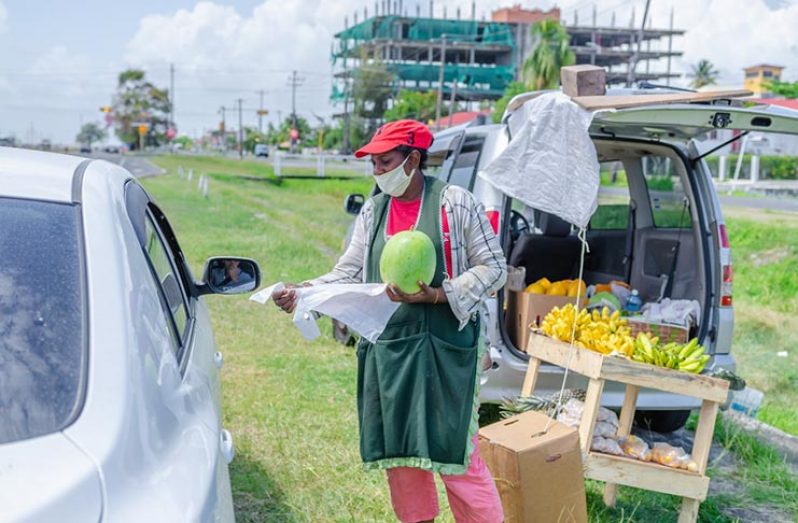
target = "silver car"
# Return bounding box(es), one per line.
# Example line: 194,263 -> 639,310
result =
0,147 -> 260,521
341,89 -> 798,432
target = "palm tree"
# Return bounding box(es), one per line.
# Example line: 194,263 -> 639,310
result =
688,59 -> 719,89
521,20 -> 576,90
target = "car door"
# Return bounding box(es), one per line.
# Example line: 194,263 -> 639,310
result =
126,181 -> 234,520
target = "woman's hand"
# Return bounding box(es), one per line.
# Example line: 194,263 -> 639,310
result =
386,282 -> 447,304
272,283 -> 310,313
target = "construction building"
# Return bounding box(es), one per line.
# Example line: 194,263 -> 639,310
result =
331,3 -> 684,109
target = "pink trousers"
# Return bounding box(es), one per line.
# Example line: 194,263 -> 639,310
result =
385,436 -> 504,523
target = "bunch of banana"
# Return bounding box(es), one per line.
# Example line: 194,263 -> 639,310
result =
631,333 -> 710,373
540,304 -> 592,342
541,305 -> 634,356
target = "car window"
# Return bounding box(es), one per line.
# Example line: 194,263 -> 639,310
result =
143,214 -> 189,352
0,198 -> 85,444
591,160 -> 631,230
447,137 -> 484,190
642,155 -> 693,229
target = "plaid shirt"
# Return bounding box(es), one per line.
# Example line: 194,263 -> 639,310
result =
308,184 -> 507,329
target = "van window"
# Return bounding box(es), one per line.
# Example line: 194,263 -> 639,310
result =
447,137 -> 484,190
643,155 -> 693,229
590,161 -> 630,230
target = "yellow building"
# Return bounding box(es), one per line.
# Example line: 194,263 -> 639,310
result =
743,64 -> 784,95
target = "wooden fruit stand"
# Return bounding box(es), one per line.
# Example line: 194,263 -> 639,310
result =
521,332 -> 730,523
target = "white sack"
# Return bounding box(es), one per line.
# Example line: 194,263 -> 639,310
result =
479,92 -> 600,229
251,282 -> 400,343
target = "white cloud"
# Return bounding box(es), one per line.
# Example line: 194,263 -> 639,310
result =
27,46 -> 94,98
0,2 -> 7,33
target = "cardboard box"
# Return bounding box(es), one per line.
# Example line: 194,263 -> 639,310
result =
479,410 -> 588,523
508,290 -> 576,352
561,64 -> 607,97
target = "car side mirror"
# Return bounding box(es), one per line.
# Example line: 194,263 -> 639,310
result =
198,257 -> 261,296
344,193 -> 365,215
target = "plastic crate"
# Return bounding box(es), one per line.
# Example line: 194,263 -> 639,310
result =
627,317 -> 689,344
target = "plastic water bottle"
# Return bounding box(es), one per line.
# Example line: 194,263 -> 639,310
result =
625,290 -> 643,313
729,387 -> 764,417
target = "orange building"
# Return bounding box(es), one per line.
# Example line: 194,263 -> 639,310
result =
491,5 -> 561,24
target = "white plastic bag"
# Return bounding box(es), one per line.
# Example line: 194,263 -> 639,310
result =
479,92 -> 600,229
591,436 -> 624,456
251,282 -> 400,343
556,398 -> 619,437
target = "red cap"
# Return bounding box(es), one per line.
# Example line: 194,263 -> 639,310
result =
354,119 -> 434,158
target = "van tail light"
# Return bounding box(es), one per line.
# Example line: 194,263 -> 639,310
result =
721,264 -> 733,307
719,224 -> 730,248
719,224 -> 733,307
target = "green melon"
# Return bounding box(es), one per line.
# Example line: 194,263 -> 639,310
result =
380,230 -> 436,294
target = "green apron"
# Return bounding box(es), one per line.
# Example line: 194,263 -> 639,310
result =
356,175 -> 481,475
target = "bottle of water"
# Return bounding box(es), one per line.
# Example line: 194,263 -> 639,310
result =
730,387 -> 764,417
625,289 -> 643,313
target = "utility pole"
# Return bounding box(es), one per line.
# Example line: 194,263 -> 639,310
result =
169,63 -> 175,136
626,0 -> 652,87
447,77 -> 458,128
219,106 -> 227,151
257,89 -> 265,133
343,81 -> 351,155
434,34 -> 447,131
236,98 -> 244,159
666,7 -> 674,86
287,70 -> 305,153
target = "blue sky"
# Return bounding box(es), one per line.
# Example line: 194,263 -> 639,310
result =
1,0 -> 797,145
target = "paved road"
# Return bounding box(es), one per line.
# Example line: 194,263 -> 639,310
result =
85,152 -> 164,178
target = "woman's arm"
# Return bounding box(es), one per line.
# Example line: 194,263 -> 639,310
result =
441,189 -> 507,329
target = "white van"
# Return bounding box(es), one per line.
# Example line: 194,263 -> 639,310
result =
341,89 -> 798,431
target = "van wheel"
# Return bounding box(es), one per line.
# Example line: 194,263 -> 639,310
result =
332,319 -> 357,346
634,410 -> 691,433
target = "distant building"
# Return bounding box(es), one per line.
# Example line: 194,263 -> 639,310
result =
331,4 -> 684,113
743,64 -> 785,96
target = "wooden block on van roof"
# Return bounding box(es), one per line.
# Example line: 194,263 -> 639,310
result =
561,65 -> 606,97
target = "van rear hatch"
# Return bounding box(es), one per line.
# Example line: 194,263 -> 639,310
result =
590,102 -> 798,155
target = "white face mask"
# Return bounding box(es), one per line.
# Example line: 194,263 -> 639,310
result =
374,156 -> 414,197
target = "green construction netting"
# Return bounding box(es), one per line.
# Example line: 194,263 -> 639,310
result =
334,16 -> 516,50
386,63 -> 514,92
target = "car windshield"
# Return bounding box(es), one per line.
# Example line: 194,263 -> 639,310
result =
0,198 -> 85,444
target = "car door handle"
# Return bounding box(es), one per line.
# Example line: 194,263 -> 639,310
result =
214,351 -> 224,369
220,429 -> 235,464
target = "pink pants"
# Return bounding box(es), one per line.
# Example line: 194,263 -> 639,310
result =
385,436 -> 504,523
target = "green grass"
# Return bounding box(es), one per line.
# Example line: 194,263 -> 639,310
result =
142,156 -> 797,522
725,217 -> 798,436
151,153 -> 364,180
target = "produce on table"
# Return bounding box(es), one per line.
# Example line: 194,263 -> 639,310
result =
619,435 -> 652,461
651,442 -> 699,471
588,291 -> 622,312
380,230 -> 436,294
631,333 -> 711,373
525,277 -> 586,297
540,304 -> 634,356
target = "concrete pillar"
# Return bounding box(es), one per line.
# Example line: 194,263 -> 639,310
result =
751,155 -> 760,183
718,156 -> 728,181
